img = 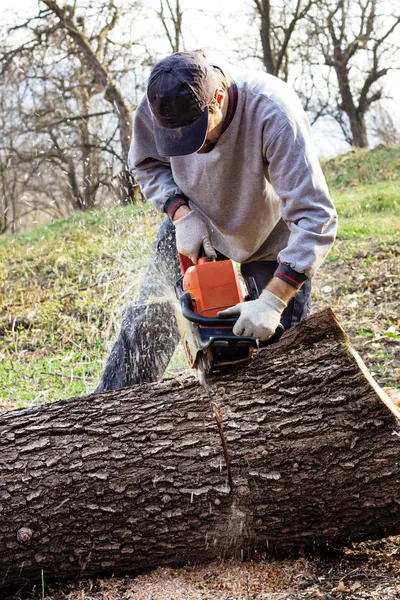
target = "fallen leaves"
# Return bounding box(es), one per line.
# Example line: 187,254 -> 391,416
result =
334,578 -> 362,593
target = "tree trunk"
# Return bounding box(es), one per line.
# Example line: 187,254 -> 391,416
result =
335,64 -> 369,148
258,0 -> 277,75
350,111 -> 368,148
0,309 -> 399,595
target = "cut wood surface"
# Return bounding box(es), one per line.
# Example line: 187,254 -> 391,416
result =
0,308 -> 399,594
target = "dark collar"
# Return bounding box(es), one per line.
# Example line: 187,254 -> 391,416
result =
221,81 -> 238,134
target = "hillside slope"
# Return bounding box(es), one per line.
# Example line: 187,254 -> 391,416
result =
0,145 -> 399,409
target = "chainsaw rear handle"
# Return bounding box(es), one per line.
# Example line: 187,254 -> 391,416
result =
179,292 -> 284,343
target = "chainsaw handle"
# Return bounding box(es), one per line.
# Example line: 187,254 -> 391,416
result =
179,292 -> 284,343
180,292 -> 237,326
259,323 -> 284,346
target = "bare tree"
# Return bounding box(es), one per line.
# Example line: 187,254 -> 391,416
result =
0,79 -> 17,233
27,58 -> 117,212
1,1 -> 141,206
0,57 -> 71,232
306,0 -> 400,147
0,153 -> 17,234
157,0 -> 184,53
39,0 -> 137,201
0,28 -> 120,230
253,0 -> 317,80
369,102 -> 400,146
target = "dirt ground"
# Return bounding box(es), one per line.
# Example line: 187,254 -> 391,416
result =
313,243 -> 399,389
35,537 -> 400,599
11,243 -> 400,600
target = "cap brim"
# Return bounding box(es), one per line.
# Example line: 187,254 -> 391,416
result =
152,107 -> 209,157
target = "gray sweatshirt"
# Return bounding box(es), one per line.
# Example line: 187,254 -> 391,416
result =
128,67 -> 337,279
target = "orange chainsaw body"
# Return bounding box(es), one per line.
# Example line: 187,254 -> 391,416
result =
181,256 -> 244,319
176,254 -> 283,372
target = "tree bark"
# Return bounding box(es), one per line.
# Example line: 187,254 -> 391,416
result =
0,308 -> 399,594
335,65 -> 368,148
257,0 -> 276,75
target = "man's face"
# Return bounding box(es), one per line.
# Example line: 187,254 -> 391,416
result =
196,97 -> 225,154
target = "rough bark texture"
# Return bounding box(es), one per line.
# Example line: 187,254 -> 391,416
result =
0,309 -> 399,595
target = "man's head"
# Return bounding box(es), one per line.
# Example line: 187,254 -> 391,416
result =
147,50 -> 227,157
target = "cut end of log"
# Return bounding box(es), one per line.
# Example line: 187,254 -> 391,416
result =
346,345 -> 400,421
259,308 -> 400,422
263,307 -> 349,356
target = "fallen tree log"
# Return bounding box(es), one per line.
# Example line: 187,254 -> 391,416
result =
0,308 -> 399,594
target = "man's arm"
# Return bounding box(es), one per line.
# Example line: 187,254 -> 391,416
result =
264,122 -> 337,309
219,101 -> 337,339
265,117 -> 338,286
129,100 -> 215,263
128,99 -> 188,214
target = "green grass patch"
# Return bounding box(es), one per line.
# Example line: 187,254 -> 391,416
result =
0,353 -> 102,408
328,179 -> 400,258
354,327 -> 373,337
384,330 -> 398,339
320,147 -> 400,260
322,144 -> 400,189
0,202 -> 151,248
0,202 -> 163,408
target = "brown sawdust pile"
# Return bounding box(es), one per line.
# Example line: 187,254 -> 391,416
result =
45,558 -> 316,599
124,558 -> 315,599
42,537 -> 400,600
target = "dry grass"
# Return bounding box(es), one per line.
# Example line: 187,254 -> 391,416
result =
313,244 -> 400,388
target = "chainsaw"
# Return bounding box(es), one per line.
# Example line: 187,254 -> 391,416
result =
174,253 -> 284,377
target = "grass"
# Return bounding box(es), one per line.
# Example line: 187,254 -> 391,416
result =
322,144 -> 400,188
321,148 -> 400,261
0,203 -> 162,408
1,144 -> 399,408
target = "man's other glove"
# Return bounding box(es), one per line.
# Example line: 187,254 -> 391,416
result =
218,290 -> 287,340
174,210 -> 216,264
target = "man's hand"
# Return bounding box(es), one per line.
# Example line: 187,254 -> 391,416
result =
174,210 -> 216,264
218,290 -> 287,340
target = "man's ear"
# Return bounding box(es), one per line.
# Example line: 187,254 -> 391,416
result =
214,88 -> 225,108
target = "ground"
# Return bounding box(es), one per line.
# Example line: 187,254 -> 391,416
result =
2,145 -> 399,599
17,242 -> 400,600
313,243 -> 399,390
34,537 -> 400,599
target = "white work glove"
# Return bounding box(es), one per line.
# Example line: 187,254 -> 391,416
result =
218,290 -> 287,340
174,210 -> 216,264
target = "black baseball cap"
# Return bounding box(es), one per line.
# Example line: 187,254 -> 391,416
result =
147,50 -> 218,157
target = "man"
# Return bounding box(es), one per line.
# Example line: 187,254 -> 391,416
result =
96,50 -> 337,391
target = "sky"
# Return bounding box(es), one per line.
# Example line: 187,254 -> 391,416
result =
2,0 -> 400,158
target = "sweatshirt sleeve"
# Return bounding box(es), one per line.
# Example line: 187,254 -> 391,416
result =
128,99 -> 185,213
264,114 -> 338,280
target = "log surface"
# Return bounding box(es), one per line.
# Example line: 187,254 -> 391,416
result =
0,308 -> 399,593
